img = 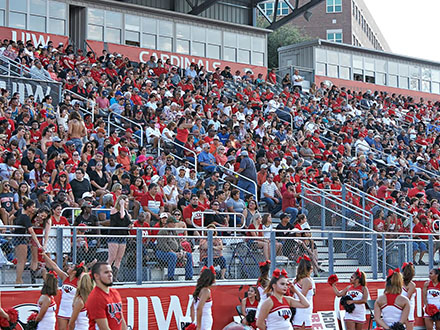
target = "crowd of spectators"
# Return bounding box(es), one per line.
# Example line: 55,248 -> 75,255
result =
0,37 -> 440,282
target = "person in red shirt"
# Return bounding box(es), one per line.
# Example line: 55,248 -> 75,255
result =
413,215 -> 430,265
86,262 -> 128,330
408,181 -> 427,201
140,183 -> 164,222
183,194 -> 206,230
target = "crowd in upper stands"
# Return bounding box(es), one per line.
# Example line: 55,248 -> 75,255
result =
0,37 -> 439,282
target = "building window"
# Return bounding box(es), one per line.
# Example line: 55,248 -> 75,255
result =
326,0 -> 342,13
125,14 -> 140,46
258,2 -> 289,16
327,30 -> 342,43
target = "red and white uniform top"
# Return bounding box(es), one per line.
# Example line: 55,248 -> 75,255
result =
380,293 -> 402,326
256,283 -> 269,319
427,281 -> 440,308
58,276 -> 78,318
344,285 -> 366,323
245,298 -> 259,315
402,286 -> 415,322
265,295 -> 293,330
37,295 -> 56,330
292,278 -> 315,328
74,306 -> 89,330
194,291 -> 213,330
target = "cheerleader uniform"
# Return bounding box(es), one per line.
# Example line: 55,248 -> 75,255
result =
74,307 -> 89,330
245,298 -> 259,315
380,294 -> 403,326
37,295 -> 56,330
292,278 -> 315,329
194,292 -> 213,330
402,286 -> 415,322
344,285 -> 366,323
58,276 -> 78,319
256,284 -> 269,320
265,295 -> 293,330
424,281 -> 440,318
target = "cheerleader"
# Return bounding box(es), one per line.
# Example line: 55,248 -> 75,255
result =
373,269 -> 410,329
36,271 -> 58,330
68,273 -> 94,330
331,269 -> 369,330
292,255 -> 315,330
42,253 -> 86,330
191,266 -> 215,330
256,260 -> 271,319
256,268 -> 309,330
423,268 -> 440,330
401,262 -> 416,330
241,286 -> 260,327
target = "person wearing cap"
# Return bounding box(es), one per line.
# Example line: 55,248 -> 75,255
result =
156,213 -> 193,281
236,150 -> 257,199
116,146 -> 131,172
159,154 -> 177,177
426,182 -> 440,202
408,181 -> 427,200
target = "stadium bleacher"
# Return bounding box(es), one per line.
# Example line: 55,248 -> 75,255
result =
0,38 -> 438,285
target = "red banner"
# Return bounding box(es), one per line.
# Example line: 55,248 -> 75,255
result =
86,40 -> 267,76
315,75 -> 440,102
0,27 -> 69,48
0,279 -> 427,329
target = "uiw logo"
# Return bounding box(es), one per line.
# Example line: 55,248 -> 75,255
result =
125,295 -> 193,330
11,30 -> 50,47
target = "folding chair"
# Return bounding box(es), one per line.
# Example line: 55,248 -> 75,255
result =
366,299 -> 376,330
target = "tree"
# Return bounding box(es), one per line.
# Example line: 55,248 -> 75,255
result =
258,18 -> 311,69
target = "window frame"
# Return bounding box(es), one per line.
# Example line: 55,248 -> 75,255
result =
326,0 -> 342,13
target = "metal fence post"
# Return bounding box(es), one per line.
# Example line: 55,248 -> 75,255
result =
320,192 -> 325,235
429,235 -> 434,270
372,233 -> 378,280
301,182 -> 304,210
136,229 -> 142,285
328,233 -> 334,275
409,216 -> 414,263
341,185 -> 346,218
56,227 -> 63,285
207,230 -> 214,267
270,231 -> 276,273
382,235 -> 386,279
72,227 -> 77,264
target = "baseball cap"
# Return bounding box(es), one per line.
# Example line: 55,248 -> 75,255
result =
160,213 -> 168,218
82,192 -> 93,199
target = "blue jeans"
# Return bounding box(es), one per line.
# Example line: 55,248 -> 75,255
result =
70,138 -> 83,154
262,197 -> 282,215
285,207 -> 298,223
237,178 -> 256,200
156,250 -> 193,280
174,138 -> 185,157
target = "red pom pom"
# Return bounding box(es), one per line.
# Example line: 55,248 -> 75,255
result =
11,258 -> 17,265
426,304 -> 440,316
7,308 -> 18,323
27,312 -> 38,322
186,324 -> 197,330
327,274 -> 339,286
0,317 -> 9,327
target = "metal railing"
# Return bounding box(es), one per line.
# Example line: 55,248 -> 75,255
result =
63,89 -> 96,123
1,224 -> 437,287
0,54 -> 53,82
191,211 -> 245,234
158,138 -> 198,171
216,163 -> 258,203
107,112 -> 144,147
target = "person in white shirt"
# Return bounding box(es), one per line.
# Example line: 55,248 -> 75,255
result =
354,136 -> 371,155
30,60 -> 51,80
266,95 -> 281,114
261,174 -> 282,216
293,69 -> 304,91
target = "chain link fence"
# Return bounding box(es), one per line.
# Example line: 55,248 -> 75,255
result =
0,223 -> 438,286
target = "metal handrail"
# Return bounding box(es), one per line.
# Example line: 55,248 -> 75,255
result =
0,54 -> 52,82
302,181 -> 370,219
108,112 -> 144,146
158,138 -> 198,171
345,184 -> 412,219
191,211 -> 245,233
63,89 -> 96,122
216,163 -> 258,203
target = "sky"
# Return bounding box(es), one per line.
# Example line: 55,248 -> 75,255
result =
366,0 -> 440,62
